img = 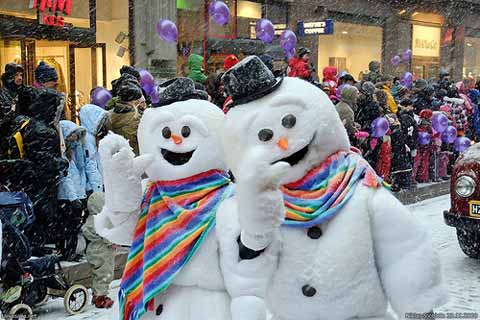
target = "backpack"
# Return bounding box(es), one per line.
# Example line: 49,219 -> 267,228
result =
5,118 -> 30,159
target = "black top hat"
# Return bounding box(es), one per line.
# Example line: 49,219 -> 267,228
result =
154,77 -> 208,107
222,55 -> 283,108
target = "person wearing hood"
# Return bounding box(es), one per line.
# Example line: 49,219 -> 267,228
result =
188,53 -> 207,83
79,104 -> 110,194
0,63 -> 24,113
363,60 -> 382,84
56,120 -> 88,261
413,80 -> 435,114
355,81 -> 382,131
322,66 -> 338,99
223,54 -> 239,72
377,74 -> 398,113
335,84 -> 359,143
109,81 -> 144,155
16,87 -> 68,253
288,47 -> 312,80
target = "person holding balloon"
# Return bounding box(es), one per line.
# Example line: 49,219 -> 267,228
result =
398,99 -> 419,165
287,47 -> 313,80
413,109 -> 434,185
389,113 -> 413,191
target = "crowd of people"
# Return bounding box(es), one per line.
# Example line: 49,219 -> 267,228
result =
0,47 -> 478,312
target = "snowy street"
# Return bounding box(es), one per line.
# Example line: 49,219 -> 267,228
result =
34,195 -> 480,319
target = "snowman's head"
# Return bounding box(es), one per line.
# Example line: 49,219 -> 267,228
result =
223,77 -> 350,184
138,100 -> 227,181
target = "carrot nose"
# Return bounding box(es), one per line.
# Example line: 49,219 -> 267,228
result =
171,134 -> 183,145
277,137 -> 289,151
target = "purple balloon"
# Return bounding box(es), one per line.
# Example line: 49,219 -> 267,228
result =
418,132 -> 431,145
156,19 -> 178,43
432,112 -> 449,133
150,87 -> 160,104
371,117 -> 389,138
139,69 -> 155,88
391,55 -> 401,67
402,49 -> 412,63
336,84 -> 346,100
284,47 -> 295,59
143,83 -> 155,96
441,126 -> 457,144
209,1 -> 230,26
280,30 -> 297,51
454,137 -> 471,152
90,87 -> 112,109
400,72 -> 414,88
256,19 -> 275,43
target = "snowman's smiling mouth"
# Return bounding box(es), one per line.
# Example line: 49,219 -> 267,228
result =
273,135 -> 315,167
160,148 -> 196,166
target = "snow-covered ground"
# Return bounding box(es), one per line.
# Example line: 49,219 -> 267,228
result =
35,195 -> 480,319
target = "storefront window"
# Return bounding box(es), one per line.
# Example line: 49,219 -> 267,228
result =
464,37 -> 480,82
0,40 -> 22,74
35,40 -> 69,93
317,22 -> 382,80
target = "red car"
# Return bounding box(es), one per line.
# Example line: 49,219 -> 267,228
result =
444,143 -> 480,259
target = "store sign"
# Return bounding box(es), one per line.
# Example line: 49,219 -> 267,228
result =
412,25 -> 440,57
30,0 -> 72,27
297,19 -> 334,36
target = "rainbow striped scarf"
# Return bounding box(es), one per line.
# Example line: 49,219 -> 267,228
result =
119,170 -> 233,320
281,151 -> 388,228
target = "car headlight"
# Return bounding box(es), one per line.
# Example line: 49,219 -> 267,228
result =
455,176 -> 476,198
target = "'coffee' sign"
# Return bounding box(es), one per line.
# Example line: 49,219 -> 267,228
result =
31,0 -> 73,27
297,20 -> 334,36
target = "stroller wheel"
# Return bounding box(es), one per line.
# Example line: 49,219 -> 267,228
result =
63,284 -> 88,315
8,303 -> 33,319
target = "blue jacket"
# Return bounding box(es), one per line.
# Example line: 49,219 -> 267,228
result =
57,120 -> 87,201
79,104 -> 108,193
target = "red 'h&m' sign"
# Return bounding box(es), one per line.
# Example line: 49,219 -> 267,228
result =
32,0 -> 72,16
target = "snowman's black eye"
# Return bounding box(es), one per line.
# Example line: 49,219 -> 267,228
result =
258,129 -> 274,142
162,127 -> 171,139
181,126 -> 191,138
282,114 -> 296,129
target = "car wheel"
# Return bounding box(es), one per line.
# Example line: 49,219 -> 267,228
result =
456,229 -> 480,259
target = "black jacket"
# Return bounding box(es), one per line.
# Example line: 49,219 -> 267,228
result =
390,123 -> 412,173
355,94 -> 381,131
399,109 -> 419,152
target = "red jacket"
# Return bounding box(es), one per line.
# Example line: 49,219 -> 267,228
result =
288,57 -> 311,79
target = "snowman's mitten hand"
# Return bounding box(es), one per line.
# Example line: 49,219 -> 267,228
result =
236,148 -> 290,251
99,133 -> 153,213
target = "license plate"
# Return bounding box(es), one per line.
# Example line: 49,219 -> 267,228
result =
469,201 -> 480,218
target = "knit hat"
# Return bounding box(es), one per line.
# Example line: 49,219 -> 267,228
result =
340,85 -> 359,104
120,65 -> 141,80
368,61 -> 381,72
224,55 -> 239,71
414,79 -> 428,91
361,81 -> 376,96
298,47 -> 311,58
419,109 -> 433,119
118,82 -> 143,102
34,61 -> 58,83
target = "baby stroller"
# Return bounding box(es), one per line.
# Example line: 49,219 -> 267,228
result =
0,191 -> 89,319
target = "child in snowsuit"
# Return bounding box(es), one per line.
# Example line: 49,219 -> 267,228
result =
57,120 -> 88,260
83,192 -> 115,309
389,114 -> 412,191
413,109 -> 433,184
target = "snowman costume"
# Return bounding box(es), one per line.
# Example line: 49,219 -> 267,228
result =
95,78 -> 268,320
215,57 -> 448,320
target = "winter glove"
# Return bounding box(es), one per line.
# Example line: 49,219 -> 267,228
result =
99,132 -> 153,213
71,199 -> 84,211
236,147 -> 290,251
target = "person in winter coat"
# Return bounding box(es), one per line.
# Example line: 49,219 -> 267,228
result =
378,74 -> 398,113
57,120 -> 88,260
413,83 -> 435,114
18,87 -> 67,253
413,109 -> 433,184
356,81 -> 382,131
399,99 -> 419,165
115,65 -> 152,108
188,53 -> 207,84
288,47 -> 312,80
109,82 -> 144,155
389,114 -> 412,191
363,60 -> 382,84
79,104 -> 110,195
335,85 -> 359,143
82,192 -> 116,308
322,66 -> 338,99
0,63 -> 24,113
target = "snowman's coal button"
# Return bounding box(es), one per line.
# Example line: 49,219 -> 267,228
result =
307,226 -> 322,239
156,304 -> 163,315
302,285 -> 317,297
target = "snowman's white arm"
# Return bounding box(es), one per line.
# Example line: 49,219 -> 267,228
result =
216,198 -> 281,320
94,206 -> 141,246
370,188 -> 448,317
